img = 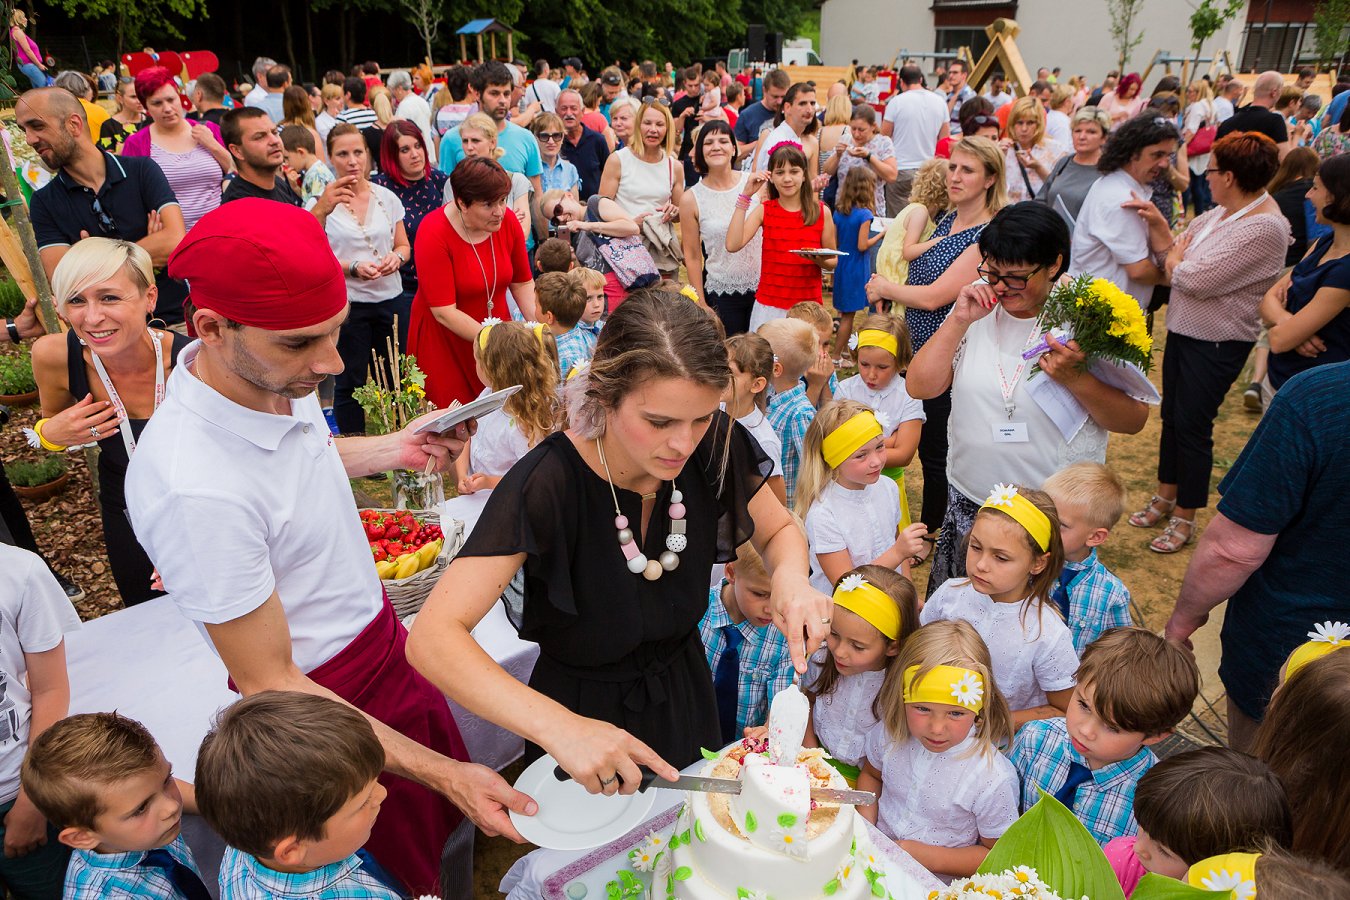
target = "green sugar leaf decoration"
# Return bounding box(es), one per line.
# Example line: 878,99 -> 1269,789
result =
694,818 -> 707,842
777,813 -> 798,828
744,811 -> 758,833
823,878 -> 840,896
673,866 -> 692,881
700,747 -> 720,761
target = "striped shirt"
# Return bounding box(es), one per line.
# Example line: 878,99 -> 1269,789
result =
148,143 -> 222,230
1060,549 -> 1133,655
698,584 -> 795,733
336,106 -> 379,129
218,846 -> 403,899
766,382 -> 816,506
65,834 -> 203,899
1009,717 -> 1155,845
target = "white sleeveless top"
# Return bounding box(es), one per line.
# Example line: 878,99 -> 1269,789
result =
613,147 -> 676,217
690,172 -> 763,295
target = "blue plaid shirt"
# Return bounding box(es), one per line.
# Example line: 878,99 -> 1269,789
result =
698,584 -> 795,733
218,846 -> 403,899
767,383 -> 816,506
1009,717 -> 1155,845
65,834 -> 202,899
577,319 -> 603,339
553,324 -> 596,379
1062,549 -> 1133,655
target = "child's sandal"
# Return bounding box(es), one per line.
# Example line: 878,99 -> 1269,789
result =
1128,495 -> 1175,528
1149,516 -> 1195,554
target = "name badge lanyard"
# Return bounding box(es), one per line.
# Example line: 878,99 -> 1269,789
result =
1187,192 -> 1270,253
995,307 -> 1041,420
88,328 -> 165,459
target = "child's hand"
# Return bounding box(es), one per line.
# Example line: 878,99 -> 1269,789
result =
894,522 -> 929,561
742,724 -> 769,742
457,472 -> 493,495
2,793 -> 48,858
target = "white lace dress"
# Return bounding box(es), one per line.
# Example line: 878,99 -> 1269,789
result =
690,172 -> 762,296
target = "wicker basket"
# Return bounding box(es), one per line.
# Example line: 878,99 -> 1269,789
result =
365,508 -> 466,618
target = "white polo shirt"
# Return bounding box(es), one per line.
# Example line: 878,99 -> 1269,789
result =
125,342 -> 382,673
1068,168 -> 1155,310
883,88 -> 948,170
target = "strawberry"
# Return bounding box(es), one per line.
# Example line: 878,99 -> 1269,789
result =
386,541 -> 405,556
384,523 -> 402,540
365,523 -> 383,540
372,547 -> 388,562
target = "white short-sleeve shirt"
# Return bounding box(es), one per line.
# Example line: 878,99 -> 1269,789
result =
804,477 -> 902,594
737,407 -> 783,478
864,728 -> 1020,852
0,546 -> 81,803
806,648 -> 884,767
1069,168 -> 1155,310
754,122 -> 804,172
920,578 -> 1079,711
125,343 -> 384,673
834,374 -> 926,436
325,182 -> 406,303
883,89 -> 949,170
468,407 -> 531,478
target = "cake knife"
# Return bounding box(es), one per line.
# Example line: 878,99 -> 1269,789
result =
553,767 -> 875,805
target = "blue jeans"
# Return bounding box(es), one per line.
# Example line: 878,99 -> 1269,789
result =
16,64 -> 49,90
0,796 -> 69,899
1186,172 -> 1213,215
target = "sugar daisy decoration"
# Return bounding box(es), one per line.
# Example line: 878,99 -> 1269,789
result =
927,867 -> 1077,899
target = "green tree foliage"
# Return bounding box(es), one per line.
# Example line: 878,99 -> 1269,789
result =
1311,0 -> 1350,68
1106,0 -> 1147,72
51,0 -> 208,58
1186,0 -> 1244,80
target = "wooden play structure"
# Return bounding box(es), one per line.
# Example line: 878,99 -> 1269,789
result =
1140,49 -> 1236,87
456,19 -> 514,63
967,18 -> 1033,97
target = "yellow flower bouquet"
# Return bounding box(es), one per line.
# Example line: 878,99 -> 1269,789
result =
1022,275 -> 1154,376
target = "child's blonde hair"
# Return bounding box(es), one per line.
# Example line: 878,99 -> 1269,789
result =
793,398 -> 873,519
878,620 -> 1013,761
730,538 -> 769,581
910,157 -> 950,213
725,332 -> 774,412
757,317 -> 816,378
969,485 -> 1065,630
786,300 -> 832,339
1041,461 -> 1128,531
807,564 -> 917,711
475,321 -> 560,446
767,143 -> 821,226
836,165 -> 878,216
570,266 -> 607,293
853,311 -> 914,370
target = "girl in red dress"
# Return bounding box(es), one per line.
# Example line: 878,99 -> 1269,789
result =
726,142 -> 838,332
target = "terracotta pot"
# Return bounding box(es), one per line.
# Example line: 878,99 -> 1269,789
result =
13,471 -> 70,502
0,390 -> 38,406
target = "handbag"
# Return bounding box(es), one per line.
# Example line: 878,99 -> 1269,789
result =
1188,120 -> 1217,155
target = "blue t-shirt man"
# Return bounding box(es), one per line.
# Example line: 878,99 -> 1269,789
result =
733,100 -> 776,150
1321,89 -> 1348,133
438,120 -> 543,180
1215,361 -> 1350,721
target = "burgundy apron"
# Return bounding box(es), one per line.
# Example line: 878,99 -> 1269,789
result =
234,594 -> 467,895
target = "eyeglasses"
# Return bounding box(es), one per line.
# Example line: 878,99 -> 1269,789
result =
1204,167 -> 1223,175
977,262 -> 1045,290
90,196 -> 116,235
537,132 -> 564,142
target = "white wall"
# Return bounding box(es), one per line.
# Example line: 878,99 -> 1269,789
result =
821,0 -> 1250,87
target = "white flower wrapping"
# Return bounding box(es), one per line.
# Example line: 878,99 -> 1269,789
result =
931,866 -> 1084,899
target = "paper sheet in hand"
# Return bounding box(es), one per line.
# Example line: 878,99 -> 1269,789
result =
1025,360 -> 1160,443
413,385 -> 523,434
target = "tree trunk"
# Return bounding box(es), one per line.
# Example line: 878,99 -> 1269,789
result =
279,0 -> 298,76
304,2 -> 316,83
337,6 -> 348,73
0,160 -> 56,332
115,6 -> 125,69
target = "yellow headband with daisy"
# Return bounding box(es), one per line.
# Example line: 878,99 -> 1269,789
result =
980,483 -> 1053,552
903,664 -> 985,713
476,317 -> 503,351
821,411 -> 883,469
1187,852 -> 1260,899
1285,621 -> 1349,680
832,573 -> 900,640
853,329 -> 899,359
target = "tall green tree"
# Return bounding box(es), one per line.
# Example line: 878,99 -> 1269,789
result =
51,0 -> 208,62
1105,0 -> 1147,72
1311,0 -> 1350,69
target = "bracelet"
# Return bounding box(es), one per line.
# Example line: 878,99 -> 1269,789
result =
6,319 -> 19,344
736,193 -> 754,202
349,261 -> 360,277
33,419 -> 67,453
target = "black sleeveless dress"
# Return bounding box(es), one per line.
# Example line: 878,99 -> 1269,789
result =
67,329 -> 189,606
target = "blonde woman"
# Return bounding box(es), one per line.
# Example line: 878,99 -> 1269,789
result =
1045,84 -> 1075,150
445,113 -> 533,250
316,82 -> 343,143
599,100 -> 684,275
819,93 -> 853,195
31,239 -> 190,605
1183,80 -> 1217,214
1001,96 -> 1064,204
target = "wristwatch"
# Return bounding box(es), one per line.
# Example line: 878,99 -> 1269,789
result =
6,319 -> 20,344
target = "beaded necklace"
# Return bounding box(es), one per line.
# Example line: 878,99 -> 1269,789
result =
595,436 -> 688,581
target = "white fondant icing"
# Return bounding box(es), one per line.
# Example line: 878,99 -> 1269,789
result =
767,682 -> 809,765
728,760 -> 808,859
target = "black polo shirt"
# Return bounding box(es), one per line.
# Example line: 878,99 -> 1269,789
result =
29,152 -> 188,325
560,125 -> 610,199
220,173 -> 302,206
1215,104 -> 1289,145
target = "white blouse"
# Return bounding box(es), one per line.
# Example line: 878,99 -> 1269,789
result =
737,407 -> 783,477
864,729 -> 1020,853
920,578 -> 1078,711
690,172 -> 762,295
834,374 -> 926,436
324,182 -> 405,303
804,477 -> 902,594
468,406 -> 530,478
806,647 -> 884,767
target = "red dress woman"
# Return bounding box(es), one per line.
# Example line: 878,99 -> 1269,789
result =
408,158 -> 536,408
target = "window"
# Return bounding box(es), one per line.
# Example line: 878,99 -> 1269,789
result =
1240,23 -> 1313,72
935,28 -> 991,64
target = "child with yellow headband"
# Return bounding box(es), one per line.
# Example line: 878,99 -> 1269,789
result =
800,565 -> 917,784
1186,847 -> 1350,899
794,400 -> 929,593
857,620 -> 1017,878
920,483 -> 1079,728
453,320 -> 560,494
834,312 -> 925,530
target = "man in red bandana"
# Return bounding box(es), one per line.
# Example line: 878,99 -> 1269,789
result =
125,199 -> 537,897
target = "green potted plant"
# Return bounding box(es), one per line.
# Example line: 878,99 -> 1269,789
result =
0,279 -> 26,321
0,345 -> 39,405
7,455 -> 69,502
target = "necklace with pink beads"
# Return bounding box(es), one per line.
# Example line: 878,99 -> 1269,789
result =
595,437 -> 688,581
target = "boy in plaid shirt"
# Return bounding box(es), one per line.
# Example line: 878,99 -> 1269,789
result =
1010,628 -> 1199,845
197,693 -> 406,899
536,272 -> 595,379
699,542 -> 794,743
760,317 -> 820,506
1041,462 -> 1134,655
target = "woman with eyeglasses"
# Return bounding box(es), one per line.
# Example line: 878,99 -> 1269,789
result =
1000,96 -> 1065,204
533,113 -> 580,201
1037,105 -> 1109,228
540,188 -> 639,310
1126,132 -> 1288,555
906,202 -> 1150,590
97,76 -> 145,155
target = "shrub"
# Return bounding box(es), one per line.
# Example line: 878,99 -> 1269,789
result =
7,455 -> 67,487
0,348 -> 36,395
0,280 -> 25,320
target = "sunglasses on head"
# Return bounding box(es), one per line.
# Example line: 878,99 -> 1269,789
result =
968,115 -> 998,127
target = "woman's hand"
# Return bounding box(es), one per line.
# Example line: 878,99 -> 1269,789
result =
865,274 -> 895,306
546,715 -> 679,796
772,577 -> 833,674
950,282 -> 999,326
563,219 -> 589,234
1039,333 -> 1088,384
2,793 -> 47,858
1164,229 -> 1192,278
1296,334 -> 1327,358
811,173 -> 830,192
43,393 -> 122,446
376,251 -> 403,276
846,144 -> 870,158
352,261 -> 382,280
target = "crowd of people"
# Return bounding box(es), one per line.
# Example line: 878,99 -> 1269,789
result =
0,42 -> 1348,900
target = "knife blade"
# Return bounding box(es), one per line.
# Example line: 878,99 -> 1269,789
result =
551,766 -> 874,805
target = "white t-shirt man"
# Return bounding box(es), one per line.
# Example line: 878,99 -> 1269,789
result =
526,78 -> 561,113
1069,168 -> 1156,310
883,89 -> 949,170
395,91 -> 436,158
243,82 -> 267,108
0,546 -> 81,803
754,120 -> 804,172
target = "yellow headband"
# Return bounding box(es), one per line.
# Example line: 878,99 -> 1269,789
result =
1187,852 -> 1260,899
821,411 -> 883,469
980,483 -> 1053,552
679,285 -> 700,303
855,329 -> 899,359
902,664 -> 985,713
476,318 -> 502,351
1285,621 -> 1349,680
832,573 -> 900,640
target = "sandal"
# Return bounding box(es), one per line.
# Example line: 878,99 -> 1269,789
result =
1128,495 -> 1176,528
1149,516 -> 1195,554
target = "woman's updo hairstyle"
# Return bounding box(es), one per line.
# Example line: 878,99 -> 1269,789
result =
566,289 -> 731,439
1315,154 -> 1350,225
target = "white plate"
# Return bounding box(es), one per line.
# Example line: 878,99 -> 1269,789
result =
511,753 -> 659,851
413,385 -> 523,434
791,248 -> 848,257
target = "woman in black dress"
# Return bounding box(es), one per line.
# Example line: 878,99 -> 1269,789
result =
31,238 -> 190,605
409,290 -> 831,794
